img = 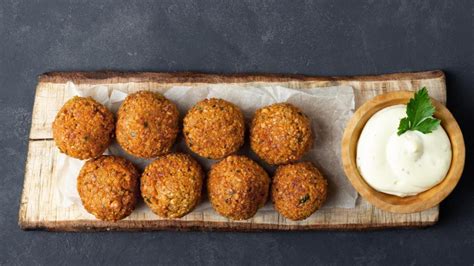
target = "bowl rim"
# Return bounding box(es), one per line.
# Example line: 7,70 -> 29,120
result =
341,90 -> 465,213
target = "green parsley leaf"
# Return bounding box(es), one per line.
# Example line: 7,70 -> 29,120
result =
397,117 -> 410,135
414,117 -> 441,134
397,87 -> 441,136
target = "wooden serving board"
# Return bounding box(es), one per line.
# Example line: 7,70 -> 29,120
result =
19,70 -> 446,231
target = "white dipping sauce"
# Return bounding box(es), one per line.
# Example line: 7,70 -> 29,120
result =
356,105 -> 452,197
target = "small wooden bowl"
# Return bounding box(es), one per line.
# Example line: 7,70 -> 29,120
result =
342,91 -> 465,213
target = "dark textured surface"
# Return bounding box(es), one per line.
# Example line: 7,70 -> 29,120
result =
1,0 -> 473,265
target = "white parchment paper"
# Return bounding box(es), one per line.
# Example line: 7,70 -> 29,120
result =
56,81 -> 358,211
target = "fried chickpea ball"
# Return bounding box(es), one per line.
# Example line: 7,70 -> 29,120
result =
141,153 -> 204,218
77,155 -> 140,221
116,91 -> 179,158
52,96 -> 114,160
208,155 -> 270,220
250,103 -> 313,165
272,162 -> 328,221
183,98 -> 245,159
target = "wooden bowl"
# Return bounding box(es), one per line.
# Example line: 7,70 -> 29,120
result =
341,91 -> 465,213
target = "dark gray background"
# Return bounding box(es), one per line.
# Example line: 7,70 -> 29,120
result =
1,0 -> 472,265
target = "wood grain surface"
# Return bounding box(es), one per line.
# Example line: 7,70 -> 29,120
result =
20,70 -> 446,231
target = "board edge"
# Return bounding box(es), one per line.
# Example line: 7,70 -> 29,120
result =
19,216 -> 438,232
37,70 -> 445,85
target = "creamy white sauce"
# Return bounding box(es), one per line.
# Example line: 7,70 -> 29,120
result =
356,105 -> 452,197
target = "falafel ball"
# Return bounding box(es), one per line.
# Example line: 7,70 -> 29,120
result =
272,162 -> 328,221
77,155 -> 140,221
141,153 -> 204,218
208,155 -> 270,220
52,96 -> 114,160
116,91 -> 179,158
183,98 -> 245,159
250,103 -> 313,165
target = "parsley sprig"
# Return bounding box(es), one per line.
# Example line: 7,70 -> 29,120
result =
397,87 -> 441,136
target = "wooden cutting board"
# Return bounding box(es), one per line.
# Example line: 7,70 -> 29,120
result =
19,70 -> 446,231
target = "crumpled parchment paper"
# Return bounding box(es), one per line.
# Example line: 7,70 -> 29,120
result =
56,81 -> 358,211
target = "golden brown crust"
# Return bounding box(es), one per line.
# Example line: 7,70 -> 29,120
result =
250,103 -> 313,165
183,98 -> 245,159
141,153 -> 204,218
77,156 -> 140,221
52,96 -> 114,160
116,91 -> 179,158
272,162 -> 328,221
207,155 -> 270,220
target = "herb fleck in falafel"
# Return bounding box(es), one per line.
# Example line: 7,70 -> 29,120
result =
250,103 -> 313,165
141,153 -> 204,218
272,162 -> 328,221
116,91 -> 179,158
77,155 -> 140,221
52,96 -> 114,160
207,155 -> 270,220
183,98 -> 245,159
